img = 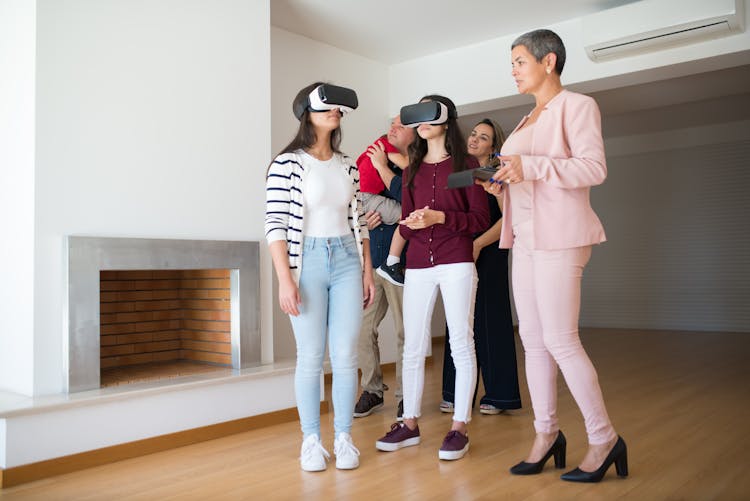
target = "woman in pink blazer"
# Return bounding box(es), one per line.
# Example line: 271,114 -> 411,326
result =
484,29 -> 628,483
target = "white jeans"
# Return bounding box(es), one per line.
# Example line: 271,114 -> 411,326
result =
402,262 -> 477,423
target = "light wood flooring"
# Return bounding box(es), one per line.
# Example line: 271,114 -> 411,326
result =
2,328 -> 749,500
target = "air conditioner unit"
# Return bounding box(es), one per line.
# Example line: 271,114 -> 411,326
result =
582,0 -> 745,61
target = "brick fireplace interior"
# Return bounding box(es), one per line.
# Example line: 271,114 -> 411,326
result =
99,269 -> 232,386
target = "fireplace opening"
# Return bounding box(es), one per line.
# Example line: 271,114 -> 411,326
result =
67,236 -> 259,393
99,269 -> 232,386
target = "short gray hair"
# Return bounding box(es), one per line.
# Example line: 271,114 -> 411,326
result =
511,29 -> 566,75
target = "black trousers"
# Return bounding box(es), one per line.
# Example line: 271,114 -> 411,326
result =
442,245 -> 522,409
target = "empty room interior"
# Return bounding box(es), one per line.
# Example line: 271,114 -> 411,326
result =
1,0 -> 749,498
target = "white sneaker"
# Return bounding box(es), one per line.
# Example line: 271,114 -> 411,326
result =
333,432 -> 360,470
300,434 -> 330,472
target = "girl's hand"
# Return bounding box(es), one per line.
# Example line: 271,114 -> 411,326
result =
278,277 -> 301,316
363,271 -> 376,308
399,205 -> 445,229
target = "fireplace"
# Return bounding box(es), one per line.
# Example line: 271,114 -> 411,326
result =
66,237 -> 260,392
99,268 -> 234,386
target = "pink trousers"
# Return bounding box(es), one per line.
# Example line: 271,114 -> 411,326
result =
512,221 -> 616,445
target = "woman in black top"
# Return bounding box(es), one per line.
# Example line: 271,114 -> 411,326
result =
441,118 -> 522,414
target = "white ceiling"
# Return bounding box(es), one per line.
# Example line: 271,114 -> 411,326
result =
271,0 -> 640,64
271,0 -> 750,134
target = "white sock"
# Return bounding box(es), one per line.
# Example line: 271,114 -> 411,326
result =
386,255 -> 400,266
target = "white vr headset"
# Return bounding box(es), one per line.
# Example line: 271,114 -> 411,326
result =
293,84 -> 359,120
400,101 -> 454,128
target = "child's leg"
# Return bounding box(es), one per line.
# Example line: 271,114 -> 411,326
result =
386,231 -> 406,266
365,194 -> 401,225
377,229 -> 406,286
359,192 -> 378,215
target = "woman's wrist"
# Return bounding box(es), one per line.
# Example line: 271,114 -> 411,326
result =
278,273 -> 296,286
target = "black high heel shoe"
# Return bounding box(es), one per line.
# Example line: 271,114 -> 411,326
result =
509,431 -> 566,475
560,436 -> 628,483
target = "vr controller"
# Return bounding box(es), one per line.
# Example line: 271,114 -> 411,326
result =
293,84 -> 359,120
400,101 -> 456,127
446,155 -> 504,189
446,166 -> 500,189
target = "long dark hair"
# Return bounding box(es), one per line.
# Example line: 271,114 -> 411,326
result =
405,94 -> 467,188
277,81 -> 343,156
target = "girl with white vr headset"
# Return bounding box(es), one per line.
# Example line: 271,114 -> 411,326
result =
265,82 -> 375,472
375,95 -> 489,461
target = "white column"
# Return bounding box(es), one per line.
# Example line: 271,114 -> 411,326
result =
0,0 -> 37,396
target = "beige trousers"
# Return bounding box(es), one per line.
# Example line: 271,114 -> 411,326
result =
357,272 -> 404,399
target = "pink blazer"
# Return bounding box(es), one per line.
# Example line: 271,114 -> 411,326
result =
499,89 -> 607,250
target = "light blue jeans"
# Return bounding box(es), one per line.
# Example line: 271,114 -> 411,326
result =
290,234 -> 363,438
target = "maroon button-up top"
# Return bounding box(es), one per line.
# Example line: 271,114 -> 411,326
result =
400,157 -> 490,269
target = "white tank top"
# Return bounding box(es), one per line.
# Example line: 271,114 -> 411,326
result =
302,152 -> 354,237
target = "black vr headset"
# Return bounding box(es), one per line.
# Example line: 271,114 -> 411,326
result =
400,101 -> 457,128
293,84 -> 359,120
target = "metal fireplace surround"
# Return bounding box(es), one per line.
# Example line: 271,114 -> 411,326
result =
65,236 -> 260,393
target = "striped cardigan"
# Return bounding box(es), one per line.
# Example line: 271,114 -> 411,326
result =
265,149 -> 369,281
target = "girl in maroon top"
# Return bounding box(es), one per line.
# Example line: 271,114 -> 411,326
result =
375,95 -> 489,461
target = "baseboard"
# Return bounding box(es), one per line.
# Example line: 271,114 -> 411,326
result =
0,401 -> 328,489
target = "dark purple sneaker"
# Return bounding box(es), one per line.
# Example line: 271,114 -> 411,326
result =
375,422 -> 421,452
438,430 -> 469,460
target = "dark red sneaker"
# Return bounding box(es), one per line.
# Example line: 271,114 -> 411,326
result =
438,430 -> 469,460
375,422 -> 421,451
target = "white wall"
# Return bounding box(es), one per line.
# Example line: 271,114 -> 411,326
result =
388,0 -> 750,116
8,0 -> 747,399
270,27 -> 390,159
25,0 -> 271,396
0,0 -> 36,395
583,97 -> 750,331
387,1 -> 750,335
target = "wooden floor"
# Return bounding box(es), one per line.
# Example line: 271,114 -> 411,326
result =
2,328 -> 750,500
